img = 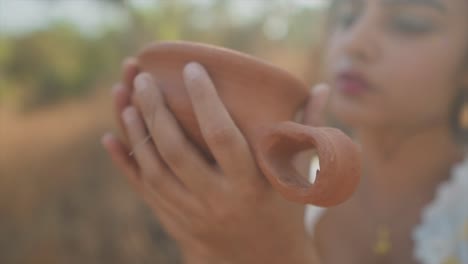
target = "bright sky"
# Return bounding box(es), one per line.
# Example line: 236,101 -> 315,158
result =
0,0 -> 126,36
0,0 -> 328,36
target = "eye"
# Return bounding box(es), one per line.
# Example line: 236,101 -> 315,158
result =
391,15 -> 434,34
332,1 -> 362,30
337,11 -> 360,29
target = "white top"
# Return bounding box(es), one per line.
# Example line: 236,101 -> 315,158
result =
304,156 -> 468,264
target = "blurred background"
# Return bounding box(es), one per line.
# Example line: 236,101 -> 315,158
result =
0,0 -> 328,263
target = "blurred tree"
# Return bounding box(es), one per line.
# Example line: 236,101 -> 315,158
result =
2,22 -> 122,110
0,0 -> 325,111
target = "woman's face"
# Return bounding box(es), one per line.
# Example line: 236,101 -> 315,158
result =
325,0 -> 468,132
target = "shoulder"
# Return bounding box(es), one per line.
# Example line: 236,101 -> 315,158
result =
413,155 -> 468,264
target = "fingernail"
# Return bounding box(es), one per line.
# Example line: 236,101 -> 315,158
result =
134,73 -> 151,92
101,133 -> 113,145
122,106 -> 136,123
184,62 -> 204,81
122,57 -> 136,68
312,83 -> 329,95
112,83 -> 122,95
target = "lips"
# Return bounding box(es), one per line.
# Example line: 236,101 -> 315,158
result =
336,71 -> 371,96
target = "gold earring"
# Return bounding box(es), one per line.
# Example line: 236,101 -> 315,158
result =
460,102 -> 468,130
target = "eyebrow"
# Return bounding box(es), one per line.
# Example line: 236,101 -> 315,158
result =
383,0 -> 447,13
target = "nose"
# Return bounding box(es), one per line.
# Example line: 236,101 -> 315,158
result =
341,12 -> 381,63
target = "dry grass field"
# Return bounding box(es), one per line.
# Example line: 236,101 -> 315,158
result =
0,90 -> 181,263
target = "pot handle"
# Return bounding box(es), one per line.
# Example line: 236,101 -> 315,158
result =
255,121 -> 361,206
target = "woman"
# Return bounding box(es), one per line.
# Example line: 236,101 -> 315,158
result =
102,0 -> 468,263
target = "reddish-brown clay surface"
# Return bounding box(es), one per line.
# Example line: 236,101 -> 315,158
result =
256,122 -> 361,207
137,41 -> 361,206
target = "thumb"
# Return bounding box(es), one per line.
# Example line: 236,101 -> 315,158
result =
302,83 -> 331,126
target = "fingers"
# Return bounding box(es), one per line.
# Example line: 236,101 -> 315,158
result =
292,84 -> 329,177
182,62 -> 262,185
122,106 -> 159,172
102,134 -> 200,240
112,83 -> 132,143
112,58 -> 139,144
122,106 -> 202,211
302,83 -> 331,127
132,73 -> 220,195
101,133 -> 142,192
123,57 -> 139,89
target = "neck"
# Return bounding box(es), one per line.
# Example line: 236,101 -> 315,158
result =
354,124 -> 462,210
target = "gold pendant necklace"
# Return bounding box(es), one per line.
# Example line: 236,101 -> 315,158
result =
373,224 -> 391,256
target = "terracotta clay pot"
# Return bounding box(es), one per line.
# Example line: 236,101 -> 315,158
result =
136,41 -> 361,207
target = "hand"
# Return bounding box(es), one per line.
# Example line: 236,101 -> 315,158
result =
102,60 -> 329,264
292,83 -> 331,177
